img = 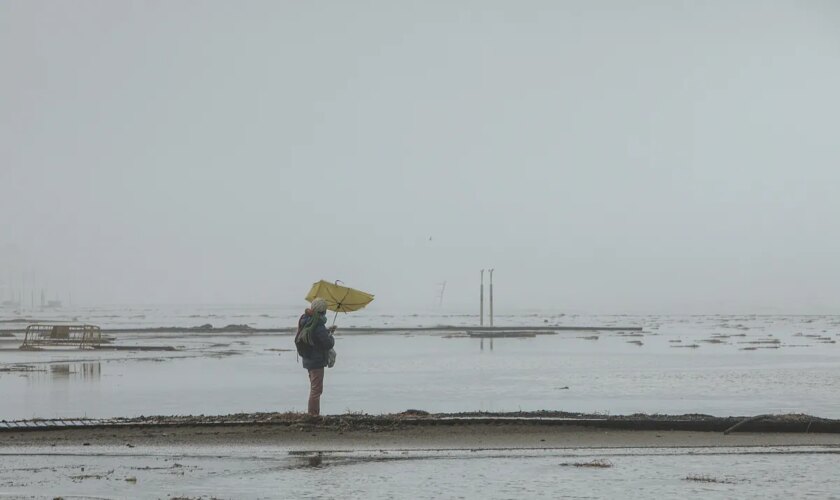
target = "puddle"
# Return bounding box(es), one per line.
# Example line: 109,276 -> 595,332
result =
0,446 -> 838,498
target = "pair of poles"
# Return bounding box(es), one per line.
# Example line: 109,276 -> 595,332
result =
480,269 -> 494,326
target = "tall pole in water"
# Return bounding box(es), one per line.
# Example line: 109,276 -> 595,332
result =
489,268 -> 494,326
480,269 -> 485,326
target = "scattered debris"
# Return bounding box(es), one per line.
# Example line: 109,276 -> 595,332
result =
683,474 -> 738,484
560,459 -> 613,468
0,364 -> 45,374
739,339 -> 781,345
70,470 -> 113,481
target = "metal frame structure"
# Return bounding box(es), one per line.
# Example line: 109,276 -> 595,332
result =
20,324 -> 102,350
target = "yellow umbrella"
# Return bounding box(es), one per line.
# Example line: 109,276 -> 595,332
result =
305,280 -> 374,323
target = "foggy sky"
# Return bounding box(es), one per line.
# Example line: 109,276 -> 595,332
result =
2,1 -> 839,314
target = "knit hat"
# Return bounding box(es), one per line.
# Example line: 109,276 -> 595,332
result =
311,298 -> 328,313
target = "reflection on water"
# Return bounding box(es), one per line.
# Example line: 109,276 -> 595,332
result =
479,338 -> 494,351
48,362 -> 101,381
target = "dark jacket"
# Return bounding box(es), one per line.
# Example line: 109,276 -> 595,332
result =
298,312 -> 335,370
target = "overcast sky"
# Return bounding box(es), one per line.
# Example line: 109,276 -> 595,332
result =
1,1 -> 839,314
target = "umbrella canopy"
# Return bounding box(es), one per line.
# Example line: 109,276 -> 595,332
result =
305,280 -> 374,313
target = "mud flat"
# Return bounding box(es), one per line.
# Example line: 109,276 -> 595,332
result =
3,412 -> 840,448
3,412 -> 840,499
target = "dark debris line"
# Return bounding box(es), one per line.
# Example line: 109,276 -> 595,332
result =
1,412 -> 839,433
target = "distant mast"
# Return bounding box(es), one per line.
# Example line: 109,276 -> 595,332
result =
480,269 -> 485,326
489,269 -> 495,327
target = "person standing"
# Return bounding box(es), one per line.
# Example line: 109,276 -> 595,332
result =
296,298 -> 336,416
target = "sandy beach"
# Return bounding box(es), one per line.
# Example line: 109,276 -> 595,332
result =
4,418 -> 840,449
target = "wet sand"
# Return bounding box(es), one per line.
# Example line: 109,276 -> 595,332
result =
4,417 -> 840,449
4,431 -> 839,500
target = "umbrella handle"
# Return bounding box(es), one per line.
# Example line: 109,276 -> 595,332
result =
332,280 -> 343,327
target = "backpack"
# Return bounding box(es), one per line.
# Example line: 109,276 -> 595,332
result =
294,315 -> 310,357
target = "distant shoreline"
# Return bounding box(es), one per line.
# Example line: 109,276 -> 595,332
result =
0,324 -> 643,335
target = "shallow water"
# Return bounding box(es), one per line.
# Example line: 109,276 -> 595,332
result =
1,310 -> 839,420
1,446 -> 838,499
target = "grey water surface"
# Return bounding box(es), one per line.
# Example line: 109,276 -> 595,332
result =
2,310 -> 839,420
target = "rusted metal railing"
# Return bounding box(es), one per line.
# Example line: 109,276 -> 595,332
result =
20,324 -> 102,349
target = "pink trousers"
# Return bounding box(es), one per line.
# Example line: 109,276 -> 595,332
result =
308,368 -> 325,415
